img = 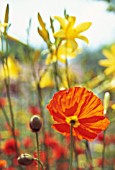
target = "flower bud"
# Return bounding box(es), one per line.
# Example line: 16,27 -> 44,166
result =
104,92 -> 110,115
18,153 -> 34,166
30,115 -> 42,132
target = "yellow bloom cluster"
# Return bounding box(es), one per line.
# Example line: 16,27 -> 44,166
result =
37,13 -> 92,64
99,44 -> 115,75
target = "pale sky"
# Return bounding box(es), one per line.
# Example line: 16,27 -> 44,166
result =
0,0 -> 115,49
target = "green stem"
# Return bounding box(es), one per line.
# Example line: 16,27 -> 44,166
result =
35,132 -> 40,170
102,131 -> 106,170
34,158 -> 44,170
54,61 -> 59,91
1,106 -> 11,129
65,57 -> 70,88
69,123 -> 73,170
73,139 -> 79,169
85,141 -> 93,169
2,39 -> 20,158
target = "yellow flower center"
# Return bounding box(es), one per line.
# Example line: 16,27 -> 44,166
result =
66,115 -> 80,127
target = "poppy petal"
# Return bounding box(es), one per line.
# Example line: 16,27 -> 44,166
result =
74,125 -> 97,141
79,116 -> 110,131
52,123 -> 70,136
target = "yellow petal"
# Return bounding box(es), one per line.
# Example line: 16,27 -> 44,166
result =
102,49 -> 114,59
75,22 -> 92,34
39,70 -> 54,88
99,60 -> 113,67
0,56 -> 21,80
54,16 -> 67,29
104,66 -> 115,75
77,35 -> 89,44
67,39 -> 78,51
67,16 -> 76,28
54,29 -> 65,38
111,44 -> 115,55
57,40 -> 79,63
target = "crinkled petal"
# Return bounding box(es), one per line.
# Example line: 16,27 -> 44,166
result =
52,123 -> 76,136
52,123 -> 70,136
79,116 -> 110,131
74,125 -> 97,141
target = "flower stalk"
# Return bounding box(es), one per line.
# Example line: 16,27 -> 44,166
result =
35,132 -> 40,170
69,122 -> 74,170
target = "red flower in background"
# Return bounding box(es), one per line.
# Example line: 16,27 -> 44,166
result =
0,98 -> 6,108
96,132 -> 110,145
22,137 -> 33,148
28,105 -> 41,115
0,160 -> 7,168
43,133 -> 68,161
3,138 -> 20,156
47,87 -> 110,141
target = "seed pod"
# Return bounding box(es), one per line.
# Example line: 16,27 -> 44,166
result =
18,153 -> 34,166
30,115 -> 42,132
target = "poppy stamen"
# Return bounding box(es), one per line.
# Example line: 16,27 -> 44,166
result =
66,116 -> 80,127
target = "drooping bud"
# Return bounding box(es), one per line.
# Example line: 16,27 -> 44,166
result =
104,92 -> 110,115
18,153 -> 34,166
30,115 -> 42,132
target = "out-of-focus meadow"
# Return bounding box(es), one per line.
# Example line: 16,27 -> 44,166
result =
0,1 -> 115,170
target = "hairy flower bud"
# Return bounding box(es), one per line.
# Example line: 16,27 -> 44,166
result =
30,115 -> 42,132
18,153 -> 34,166
104,92 -> 110,115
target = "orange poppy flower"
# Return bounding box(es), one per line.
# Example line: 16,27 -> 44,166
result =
47,87 -> 110,141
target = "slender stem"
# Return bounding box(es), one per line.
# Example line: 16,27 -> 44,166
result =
37,83 -> 49,170
73,139 -> 79,170
85,141 -> 93,169
34,158 -> 44,170
65,57 -> 70,88
102,131 -> 106,170
53,40 -> 62,91
54,61 -> 59,91
1,106 -> 11,129
2,36 -> 20,157
35,132 -> 40,170
69,123 -> 73,170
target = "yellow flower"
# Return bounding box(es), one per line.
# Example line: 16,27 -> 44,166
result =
32,68 -> 54,89
99,44 -> 115,75
37,13 -> 49,44
111,104 -> 115,110
54,16 -> 92,48
0,56 -> 21,80
46,42 -> 81,64
39,70 -> 54,88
